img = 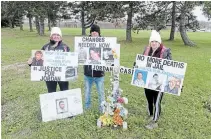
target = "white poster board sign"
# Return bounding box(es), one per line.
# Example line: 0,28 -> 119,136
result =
92,65 -> 134,74
31,50 -> 78,81
40,88 -> 83,122
131,54 -> 187,96
74,37 -> 120,66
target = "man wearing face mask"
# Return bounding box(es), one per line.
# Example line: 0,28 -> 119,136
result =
28,27 -> 70,93
133,30 -> 172,129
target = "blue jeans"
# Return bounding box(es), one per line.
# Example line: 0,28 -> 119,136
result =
84,75 -> 105,111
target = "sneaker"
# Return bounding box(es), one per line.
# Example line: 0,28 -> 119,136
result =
145,121 -> 158,130
146,116 -> 153,122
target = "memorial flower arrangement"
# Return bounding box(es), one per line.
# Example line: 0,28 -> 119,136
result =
112,49 -> 118,59
97,68 -> 128,129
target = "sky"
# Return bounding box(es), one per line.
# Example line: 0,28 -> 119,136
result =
193,6 -> 210,22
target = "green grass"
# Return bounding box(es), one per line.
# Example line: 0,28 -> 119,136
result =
1,27 -> 211,139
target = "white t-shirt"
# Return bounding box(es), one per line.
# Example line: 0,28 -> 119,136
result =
134,79 -> 145,87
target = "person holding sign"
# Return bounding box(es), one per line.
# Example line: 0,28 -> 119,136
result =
28,27 -> 71,93
83,24 -> 105,112
134,30 -> 172,129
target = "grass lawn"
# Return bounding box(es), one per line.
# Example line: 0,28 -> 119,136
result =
1,27 -> 211,139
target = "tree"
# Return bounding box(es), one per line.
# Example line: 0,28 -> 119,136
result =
202,2 -> 211,20
31,1 -> 64,35
70,1 -> 111,35
1,1 -> 25,29
126,2 -> 133,42
178,1 -> 201,46
46,1 -> 65,31
133,1 -> 200,46
134,1 -> 174,32
169,1 -> 176,40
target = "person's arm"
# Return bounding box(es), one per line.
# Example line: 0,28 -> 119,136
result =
63,43 -> 70,52
65,45 -> 70,52
166,48 -> 172,60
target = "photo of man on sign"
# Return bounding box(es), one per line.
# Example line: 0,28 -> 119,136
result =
103,48 -> 114,60
147,73 -> 162,91
78,47 -> 87,60
89,48 -> 101,61
132,69 -> 147,87
56,98 -> 68,114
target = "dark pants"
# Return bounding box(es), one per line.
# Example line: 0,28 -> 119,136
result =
144,88 -> 164,122
45,81 -> 69,93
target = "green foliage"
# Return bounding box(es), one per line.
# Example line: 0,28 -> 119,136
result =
1,1 -> 26,28
202,2 -> 211,20
2,28 -> 211,139
134,1 -> 201,31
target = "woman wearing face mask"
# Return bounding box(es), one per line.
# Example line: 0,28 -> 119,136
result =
134,30 -> 172,129
28,27 -> 70,93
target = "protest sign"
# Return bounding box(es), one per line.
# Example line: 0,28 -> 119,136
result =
92,65 -> 134,75
31,50 -> 78,81
40,88 -> 83,122
131,54 -> 187,96
74,37 -> 120,66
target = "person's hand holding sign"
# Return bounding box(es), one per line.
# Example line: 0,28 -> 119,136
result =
27,57 -> 32,65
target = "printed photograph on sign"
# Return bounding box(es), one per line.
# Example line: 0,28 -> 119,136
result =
146,72 -> 167,91
56,98 -> 68,114
65,66 -> 76,80
78,47 -> 87,60
103,48 -> 114,60
164,76 -> 182,95
31,50 -> 44,66
131,69 -> 148,88
89,47 -> 101,61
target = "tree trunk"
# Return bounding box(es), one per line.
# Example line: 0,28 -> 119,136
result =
179,5 -> 195,46
9,19 -> 13,28
48,15 -> 51,31
81,9 -> 86,36
11,20 -> 15,28
39,16 -> 45,36
169,1 -> 176,41
29,14 -> 33,32
20,16 -> 23,31
35,16 -> 40,34
126,2 -> 133,42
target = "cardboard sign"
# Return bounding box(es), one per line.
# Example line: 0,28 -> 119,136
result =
74,37 -> 120,66
40,88 -> 83,122
31,50 -> 78,81
92,65 -> 134,75
131,54 -> 187,96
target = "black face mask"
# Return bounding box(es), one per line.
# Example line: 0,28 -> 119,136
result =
50,39 -> 57,45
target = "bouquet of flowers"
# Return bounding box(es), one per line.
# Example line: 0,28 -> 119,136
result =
97,67 -> 128,129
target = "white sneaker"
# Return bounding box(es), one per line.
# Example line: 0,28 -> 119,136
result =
147,116 -> 153,122
145,121 -> 158,130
